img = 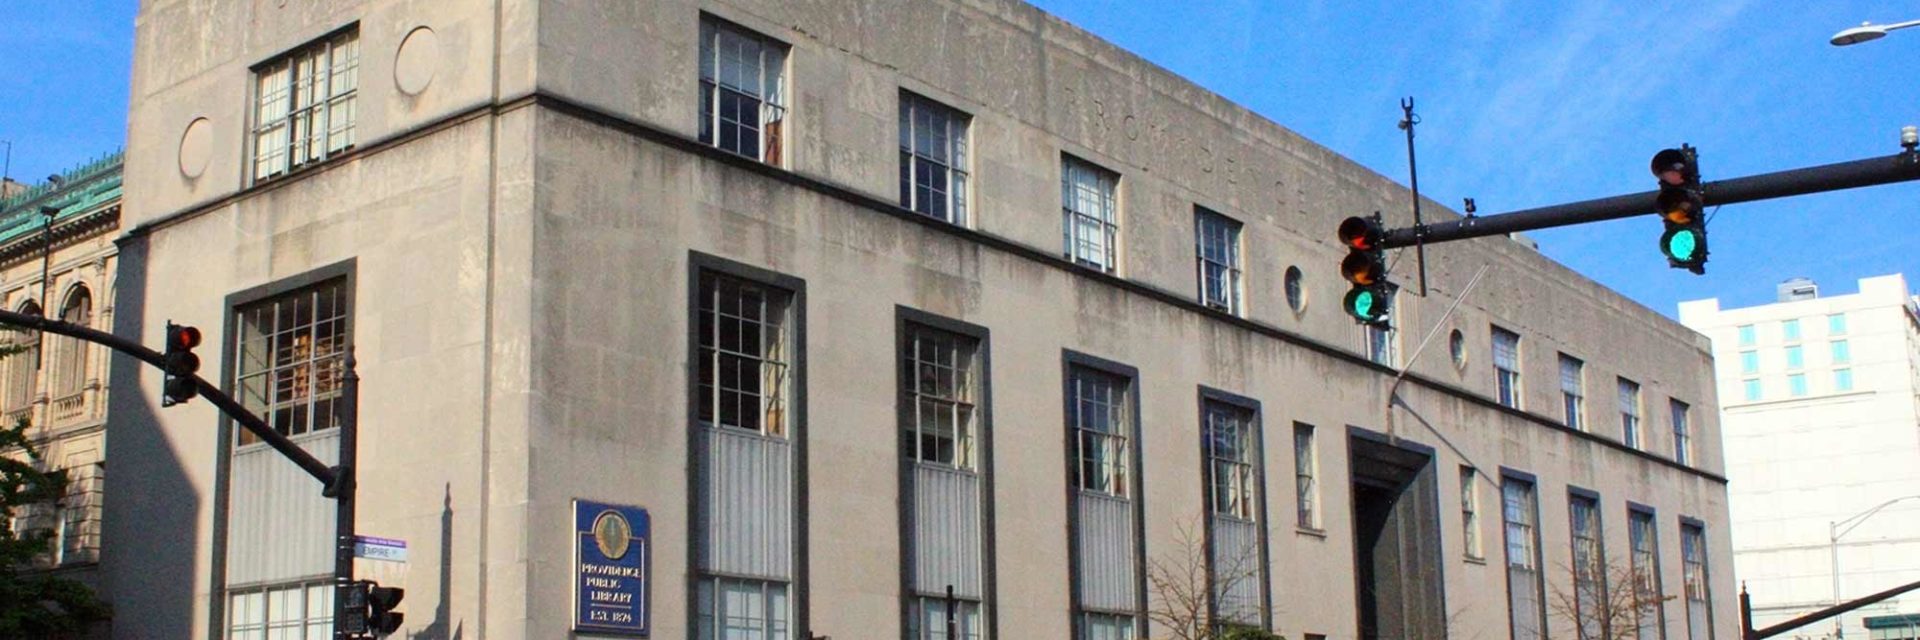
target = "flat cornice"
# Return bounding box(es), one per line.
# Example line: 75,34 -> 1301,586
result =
122,90 -> 1730,485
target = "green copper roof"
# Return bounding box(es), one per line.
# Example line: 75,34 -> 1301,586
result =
0,150 -> 123,245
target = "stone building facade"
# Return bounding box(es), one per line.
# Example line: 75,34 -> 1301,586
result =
0,152 -> 121,583
107,1 -> 1735,639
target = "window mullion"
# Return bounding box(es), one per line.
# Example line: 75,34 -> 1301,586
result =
318,39 -> 332,163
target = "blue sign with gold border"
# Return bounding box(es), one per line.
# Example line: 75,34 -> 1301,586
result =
574,500 -> 649,635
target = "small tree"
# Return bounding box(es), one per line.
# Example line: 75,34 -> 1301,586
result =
0,336 -> 110,636
1146,516 -> 1282,640
1547,556 -> 1674,640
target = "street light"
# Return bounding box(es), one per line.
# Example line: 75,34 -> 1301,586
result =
1829,495 -> 1920,639
1831,19 -> 1920,46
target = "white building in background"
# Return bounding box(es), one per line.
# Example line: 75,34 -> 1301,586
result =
1680,275 -> 1920,640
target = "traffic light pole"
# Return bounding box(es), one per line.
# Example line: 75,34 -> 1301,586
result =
0,309 -> 340,489
1380,150 -> 1920,249
0,310 -> 365,636
1745,578 -> 1920,640
334,354 -> 360,640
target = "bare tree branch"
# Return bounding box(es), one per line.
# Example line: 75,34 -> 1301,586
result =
1146,513 -> 1280,640
1547,556 -> 1679,640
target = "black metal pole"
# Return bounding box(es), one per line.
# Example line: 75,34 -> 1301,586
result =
1399,97 -> 1428,296
0,309 -> 339,488
36,206 -> 57,379
945,584 -> 957,640
1382,151 -> 1920,248
334,351 -> 359,639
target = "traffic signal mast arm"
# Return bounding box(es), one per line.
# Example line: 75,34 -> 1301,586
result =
1379,150 -> 1920,248
0,308 -> 341,492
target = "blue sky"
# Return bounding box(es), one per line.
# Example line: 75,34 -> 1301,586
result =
1025,0 -> 1919,316
0,2 -> 132,189
1,2 -> 1914,316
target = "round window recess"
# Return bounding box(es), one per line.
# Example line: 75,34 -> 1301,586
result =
1283,265 -> 1306,314
1448,329 -> 1467,370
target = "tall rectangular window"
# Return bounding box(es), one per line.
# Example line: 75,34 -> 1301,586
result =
1828,313 -> 1847,336
1682,523 -> 1713,640
1738,351 -> 1758,375
1830,340 -> 1850,365
252,29 -> 358,181
1493,327 -> 1522,409
1503,476 -> 1545,640
690,264 -> 800,640
1066,355 -> 1142,640
1062,156 -> 1121,273
899,93 -> 970,225
1629,510 -> 1666,640
1782,319 -> 1801,342
1785,345 -> 1804,370
1194,207 -> 1243,314
1202,393 -> 1266,627
1742,379 -> 1761,402
694,576 -> 791,640
1203,401 -> 1258,521
1788,373 -> 1807,397
1736,324 -> 1755,347
1560,354 -> 1586,430
1070,367 -> 1131,497
1461,466 -> 1483,560
899,315 -> 990,640
234,279 -> 350,446
699,17 -> 788,164
903,325 -> 979,470
1671,400 -> 1692,465
1619,378 -> 1642,449
1570,494 -> 1607,640
697,273 -> 794,436
1294,423 -> 1319,529
1834,369 -> 1854,392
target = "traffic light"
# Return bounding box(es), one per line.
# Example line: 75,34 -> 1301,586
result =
1338,214 -> 1392,325
161,322 -> 202,407
367,583 -> 405,636
342,581 -> 406,637
1650,146 -> 1708,274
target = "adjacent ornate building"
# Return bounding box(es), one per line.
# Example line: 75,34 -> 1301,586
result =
0,151 -> 121,579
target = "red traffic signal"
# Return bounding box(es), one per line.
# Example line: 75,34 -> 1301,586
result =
168,324 -> 202,350
162,322 -> 202,407
1338,215 -> 1383,251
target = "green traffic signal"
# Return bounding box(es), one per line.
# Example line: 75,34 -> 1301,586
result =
1344,287 -> 1387,323
1337,214 -> 1392,326
1663,228 -> 1700,262
1650,145 -> 1708,275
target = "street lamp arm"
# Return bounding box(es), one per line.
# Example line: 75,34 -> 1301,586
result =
1832,494 -> 1920,541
